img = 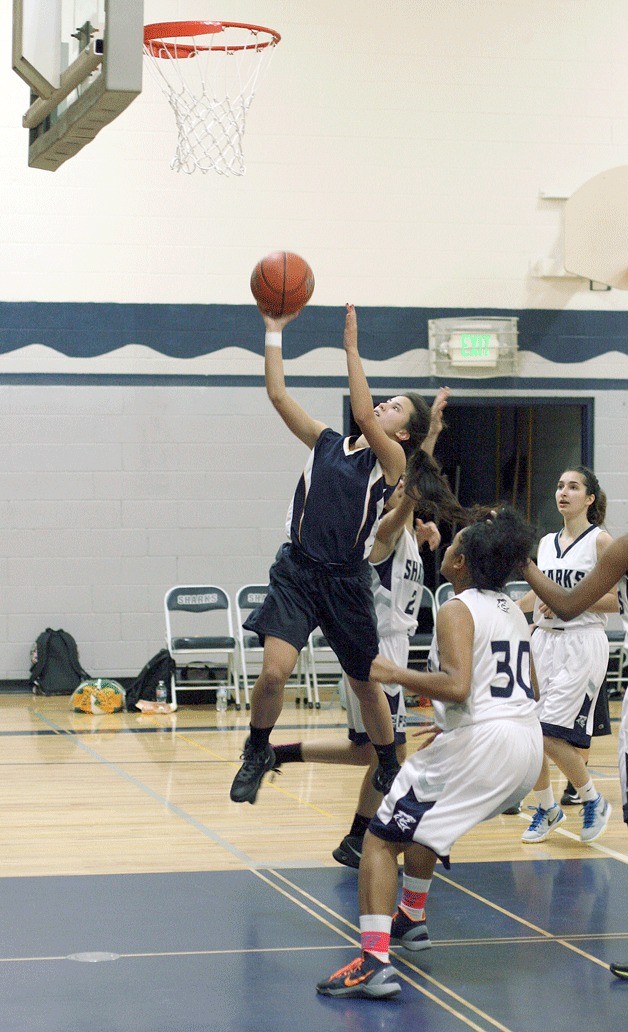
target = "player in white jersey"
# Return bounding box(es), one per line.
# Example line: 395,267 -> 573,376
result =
317,507 -> 542,1001
269,390 -> 449,868
522,532 -> 628,981
518,467 -> 617,845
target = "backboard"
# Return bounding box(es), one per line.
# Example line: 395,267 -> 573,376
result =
12,0 -> 143,171
564,166 -> 628,290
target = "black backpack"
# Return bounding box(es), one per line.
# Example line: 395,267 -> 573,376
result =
29,628 -> 90,696
126,649 -> 175,711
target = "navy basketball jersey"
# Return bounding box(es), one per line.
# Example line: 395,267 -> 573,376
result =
285,428 -> 394,565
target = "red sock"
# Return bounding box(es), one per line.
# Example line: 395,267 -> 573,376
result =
359,915 -> 392,963
400,875 -> 431,921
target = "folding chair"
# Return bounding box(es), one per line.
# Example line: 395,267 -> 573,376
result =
435,582 -> 455,608
408,586 -> 437,669
305,630 -> 342,709
234,585 -> 314,710
504,581 -> 530,604
606,613 -> 628,695
164,585 -> 239,709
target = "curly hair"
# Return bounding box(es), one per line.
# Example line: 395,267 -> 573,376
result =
456,505 -> 536,591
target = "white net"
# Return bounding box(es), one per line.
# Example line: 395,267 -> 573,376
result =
144,21 -> 280,176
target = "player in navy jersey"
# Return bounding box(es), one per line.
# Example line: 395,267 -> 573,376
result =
268,389 -> 448,868
523,532 -> 628,981
316,507 -> 541,1000
517,467 -> 618,845
230,306 -> 464,806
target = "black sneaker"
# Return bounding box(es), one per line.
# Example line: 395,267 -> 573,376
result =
316,952 -> 401,999
561,783 -> 580,806
332,834 -> 364,870
610,960 -> 628,980
390,908 -> 431,951
229,738 -> 276,804
372,763 -> 400,795
502,803 -> 522,815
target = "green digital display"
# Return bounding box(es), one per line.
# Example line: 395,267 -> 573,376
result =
458,333 -> 492,359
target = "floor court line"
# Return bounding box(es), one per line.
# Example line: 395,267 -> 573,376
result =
515,809 -> 628,862
433,870 -> 621,970
32,710 -> 259,868
266,869 -> 516,1032
177,731 -> 337,817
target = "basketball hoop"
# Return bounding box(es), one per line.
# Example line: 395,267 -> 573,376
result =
143,21 -> 281,176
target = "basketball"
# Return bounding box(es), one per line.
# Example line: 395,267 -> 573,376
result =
250,251 -> 315,317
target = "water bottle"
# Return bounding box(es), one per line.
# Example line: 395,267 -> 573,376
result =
216,686 -> 228,712
156,679 -> 167,705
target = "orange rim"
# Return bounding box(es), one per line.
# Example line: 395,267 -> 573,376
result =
144,21 -> 281,58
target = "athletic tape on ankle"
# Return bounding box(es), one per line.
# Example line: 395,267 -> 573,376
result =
265,331 -> 282,350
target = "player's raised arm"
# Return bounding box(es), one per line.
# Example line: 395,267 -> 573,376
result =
343,304 -> 406,484
262,309 -> 327,449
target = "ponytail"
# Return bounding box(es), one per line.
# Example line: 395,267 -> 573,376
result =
404,447 -> 469,528
574,465 -> 607,526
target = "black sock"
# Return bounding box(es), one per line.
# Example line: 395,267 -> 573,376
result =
272,743 -> 304,764
373,741 -> 398,770
249,725 -> 273,751
349,813 -> 370,838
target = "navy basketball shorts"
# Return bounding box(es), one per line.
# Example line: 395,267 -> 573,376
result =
243,542 -> 379,682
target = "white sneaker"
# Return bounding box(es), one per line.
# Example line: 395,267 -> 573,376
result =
522,804 -> 565,843
580,794 -> 611,842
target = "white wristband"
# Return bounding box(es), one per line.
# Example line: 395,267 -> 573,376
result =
265,330 -> 282,350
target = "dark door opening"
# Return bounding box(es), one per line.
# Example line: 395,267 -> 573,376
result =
345,395 -> 594,591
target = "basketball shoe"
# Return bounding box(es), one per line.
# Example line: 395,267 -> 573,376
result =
610,960 -> 628,980
229,738 -> 276,804
332,834 -> 364,870
316,953 -> 401,999
580,794 -> 611,842
372,762 -> 401,795
560,781 -> 580,806
521,804 -> 565,842
390,908 -> 432,951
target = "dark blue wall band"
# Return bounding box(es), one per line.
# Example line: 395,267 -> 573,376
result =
0,302 -> 626,362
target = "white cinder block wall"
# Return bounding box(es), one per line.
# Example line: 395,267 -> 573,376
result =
0,1 -> 626,679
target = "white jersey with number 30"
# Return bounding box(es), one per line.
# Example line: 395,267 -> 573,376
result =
430,589 -> 537,732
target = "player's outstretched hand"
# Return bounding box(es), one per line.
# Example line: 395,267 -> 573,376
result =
343,303 -> 358,353
369,653 -> 398,685
260,306 -> 301,332
412,722 -> 441,750
415,519 -> 441,551
429,386 -> 450,436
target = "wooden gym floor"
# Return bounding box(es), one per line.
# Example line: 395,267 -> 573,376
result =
1,690 -> 626,1031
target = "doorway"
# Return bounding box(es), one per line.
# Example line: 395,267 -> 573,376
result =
346,396 -> 594,590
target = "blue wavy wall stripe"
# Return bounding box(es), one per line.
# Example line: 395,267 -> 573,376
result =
0,303 -> 626,361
